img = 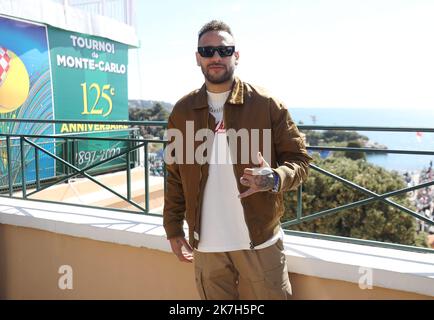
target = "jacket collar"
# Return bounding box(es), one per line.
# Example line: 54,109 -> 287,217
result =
193,77 -> 244,109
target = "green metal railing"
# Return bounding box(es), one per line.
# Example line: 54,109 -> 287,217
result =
283,125 -> 434,253
0,119 -> 166,216
0,119 -> 433,253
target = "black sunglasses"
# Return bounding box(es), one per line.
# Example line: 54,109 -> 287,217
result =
197,46 -> 235,58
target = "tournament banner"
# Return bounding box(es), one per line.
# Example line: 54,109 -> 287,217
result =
0,14 -> 130,188
48,27 -> 129,172
0,15 -> 55,187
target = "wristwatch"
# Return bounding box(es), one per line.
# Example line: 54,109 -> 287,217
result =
272,172 -> 280,193
255,167 -> 280,193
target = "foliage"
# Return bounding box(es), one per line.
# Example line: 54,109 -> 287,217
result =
303,129 -> 368,146
283,155 -> 426,247
129,103 -> 169,139
344,140 -> 366,160
128,99 -> 173,111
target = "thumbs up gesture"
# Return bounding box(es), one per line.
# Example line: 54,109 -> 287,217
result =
238,152 -> 276,199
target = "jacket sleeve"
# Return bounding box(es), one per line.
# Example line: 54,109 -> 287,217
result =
163,114 -> 186,239
270,99 -> 313,192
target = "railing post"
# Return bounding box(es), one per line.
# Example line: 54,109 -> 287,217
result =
297,184 -> 303,221
63,138 -> 69,175
35,145 -> 40,190
132,130 -> 138,167
6,136 -> 13,196
163,141 -> 167,195
20,137 -> 26,199
126,150 -> 131,201
71,139 -> 76,167
144,141 -> 149,213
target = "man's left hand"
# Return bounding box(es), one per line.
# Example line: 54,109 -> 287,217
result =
238,152 -> 275,199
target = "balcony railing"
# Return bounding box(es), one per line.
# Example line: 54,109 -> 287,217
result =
0,119 -> 433,254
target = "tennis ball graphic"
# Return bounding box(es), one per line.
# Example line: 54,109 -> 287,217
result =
0,47 -> 30,114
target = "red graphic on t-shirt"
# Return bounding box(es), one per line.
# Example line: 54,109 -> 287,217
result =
215,120 -> 225,133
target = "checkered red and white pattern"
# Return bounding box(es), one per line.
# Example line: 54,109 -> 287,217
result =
0,47 -> 11,86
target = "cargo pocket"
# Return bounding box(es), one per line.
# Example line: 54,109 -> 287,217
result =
194,267 -> 207,300
263,262 -> 292,300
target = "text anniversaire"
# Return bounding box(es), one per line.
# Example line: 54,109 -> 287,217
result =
60,123 -> 128,134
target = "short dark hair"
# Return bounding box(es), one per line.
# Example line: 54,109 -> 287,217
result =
198,20 -> 233,41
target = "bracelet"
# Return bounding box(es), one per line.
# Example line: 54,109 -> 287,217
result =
272,172 -> 280,193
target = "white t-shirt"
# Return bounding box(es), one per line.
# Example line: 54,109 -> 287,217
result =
196,90 -> 283,252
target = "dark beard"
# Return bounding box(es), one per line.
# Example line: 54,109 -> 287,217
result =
202,65 -> 234,84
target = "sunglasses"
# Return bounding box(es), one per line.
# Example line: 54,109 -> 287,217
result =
197,46 -> 235,58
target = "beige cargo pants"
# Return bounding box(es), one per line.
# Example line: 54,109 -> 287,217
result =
193,239 -> 292,300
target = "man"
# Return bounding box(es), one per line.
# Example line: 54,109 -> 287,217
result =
163,20 -> 312,300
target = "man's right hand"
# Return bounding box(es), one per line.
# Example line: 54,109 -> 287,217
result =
169,237 -> 194,263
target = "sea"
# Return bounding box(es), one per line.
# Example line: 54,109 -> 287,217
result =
289,108 -> 434,173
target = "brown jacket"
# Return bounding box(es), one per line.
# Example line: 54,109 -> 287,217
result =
163,77 -> 313,249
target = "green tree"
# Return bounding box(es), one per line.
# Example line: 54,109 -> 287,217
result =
344,140 -> 366,160
129,103 -> 169,139
303,129 -> 368,148
150,103 -> 170,121
322,130 -> 368,143
283,155 -> 427,247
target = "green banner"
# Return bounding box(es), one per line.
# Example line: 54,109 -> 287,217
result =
48,27 -> 129,172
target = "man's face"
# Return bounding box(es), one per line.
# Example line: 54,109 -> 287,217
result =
196,30 -> 239,85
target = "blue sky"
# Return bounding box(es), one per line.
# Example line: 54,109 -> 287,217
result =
128,0 -> 434,109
